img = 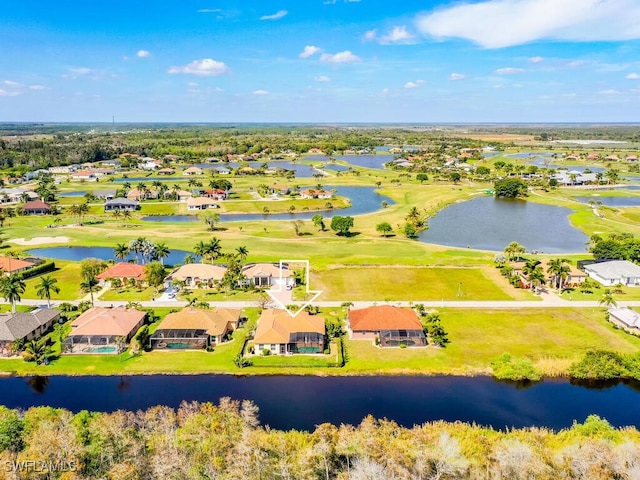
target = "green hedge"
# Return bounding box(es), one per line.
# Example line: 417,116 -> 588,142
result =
16,262 -> 56,280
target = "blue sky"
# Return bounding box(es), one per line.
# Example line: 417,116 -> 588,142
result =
2,0 -> 640,123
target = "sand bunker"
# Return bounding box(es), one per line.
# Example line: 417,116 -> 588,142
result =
9,236 -> 70,246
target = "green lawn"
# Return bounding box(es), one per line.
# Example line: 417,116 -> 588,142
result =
100,286 -> 157,302
22,261 -> 84,301
312,266 -> 530,301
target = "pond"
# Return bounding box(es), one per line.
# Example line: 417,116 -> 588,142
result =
58,191 -> 87,197
27,246 -> 193,265
1,375 -> 640,431
141,186 -> 393,223
574,196 -> 640,207
419,196 -> 588,253
505,151 -> 556,159
195,161 -> 317,177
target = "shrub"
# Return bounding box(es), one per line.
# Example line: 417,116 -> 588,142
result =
491,353 -> 541,381
205,346 -> 215,352
15,262 -> 56,281
262,348 -> 271,356
323,348 -> 330,355
569,350 -> 629,380
399,343 -> 407,349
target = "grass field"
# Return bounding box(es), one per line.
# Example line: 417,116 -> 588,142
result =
311,266 -> 535,301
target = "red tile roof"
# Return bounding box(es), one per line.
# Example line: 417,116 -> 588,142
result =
96,262 -> 146,280
22,200 -> 51,210
0,257 -> 36,273
349,305 -> 422,332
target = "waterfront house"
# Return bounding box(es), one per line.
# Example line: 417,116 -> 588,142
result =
269,184 -> 290,196
186,197 -> 218,210
150,307 -> 241,349
584,260 -> 640,287
104,198 -> 140,212
202,188 -> 228,200
0,257 -> 36,276
0,309 -> 61,357
63,307 -> 146,354
512,260 -> 587,289
22,200 -> 51,215
165,263 -> 226,288
300,189 -> 332,199
127,188 -> 158,201
157,168 -> 176,175
254,309 -> 325,355
96,262 -> 146,286
213,166 -> 231,175
183,167 -> 204,176
94,189 -> 117,200
348,305 -> 426,347
240,263 -> 294,288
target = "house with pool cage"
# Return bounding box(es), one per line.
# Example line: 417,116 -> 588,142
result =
253,309 -> 325,355
63,307 -> 147,354
149,307 -> 242,350
348,305 -> 426,347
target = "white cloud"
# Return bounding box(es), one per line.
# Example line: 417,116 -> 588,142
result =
187,82 -> 199,87
626,73 -> 640,79
404,80 -> 424,89
495,67 -> 524,75
568,60 -> 587,67
299,45 -> 321,59
4,80 -> 22,87
28,85 -> 47,90
363,29 -> 377,42
260,10 -> 287,21
137,50 -> 152,58
449,73 -> 466,81
319,51 -> 361,64
0,89 -> 20,97
197,8 -> 222,13
253,90 -> 269,95
314,75 -> 331,82
416,0 -> 640,49
599,89 -> 620,95
529,56 -> 544,64
168,58 -> 229,76
62,67 -> 104,80
379,26 -> 417,44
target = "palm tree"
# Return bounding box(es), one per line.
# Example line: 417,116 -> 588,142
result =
0,274 -> 26,313
114,243 -> 130,261
153,242 -> 171,265
599,289 -> 617,309
546,258 -> 571,291
80,275 -> 99,307
522,259 -> 543,291
36,275 -> 60,308
24,338 -> 52,364
183,254 -> 196,264
206,237 -> 222,263
193,241 -> 207,262
122,210 -> 132,222
236,246 -> 249,263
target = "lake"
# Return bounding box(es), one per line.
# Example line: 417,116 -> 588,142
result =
305,154 -> 395,170
419,196 -> 588,253
141,186 -> 393,223
1,375 -> 639,431
575,196 -> 640,207
27,246 -> 193,265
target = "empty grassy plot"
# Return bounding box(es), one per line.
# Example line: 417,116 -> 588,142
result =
22,261 -> 84,301
312,266 -> 516,301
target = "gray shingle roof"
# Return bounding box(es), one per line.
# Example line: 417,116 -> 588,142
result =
0,309 -> 60,341
585,260 -> 640,280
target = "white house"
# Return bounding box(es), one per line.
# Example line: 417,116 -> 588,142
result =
608,307 -> 640,334
584,260 -> 640,287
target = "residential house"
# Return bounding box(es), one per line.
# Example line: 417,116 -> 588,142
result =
553,172 -> 597,186
94,189 -> 117,200
157,168 -> 175,175
0,257 -> 36,276
22,200 -> 51,215
71,170 -> 97,181
608,307 -> 640,334
240,263 -> 294,288
213,166 -> 231,175
584,260 -> 640,286
164,189 -> 192,202
104,198 -> 140,212
254,309 -> 325,355
300,189 -> 332,199
202,189 -> 227,200
308,148 -> 325,154
140,158 -> 161,170
348,305 -> 426,347
627,155 -> 638,162
165,263 -> 226,287
149,307 -> 242,349
186,197 -> 218,210
0,187 -> 35,204
127,188 -> 158,201
605,154 -> 620,161
100,160 -> 122,168
269,184 -> 290,196
48,166 -> 74,175
0,309 -> 61,357
183,167 -> 204,176
511,260 -> 587,289
96,262 -> 146,286
62,307 -> 146,354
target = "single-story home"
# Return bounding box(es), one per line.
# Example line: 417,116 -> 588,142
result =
22,200 -> 51,215
254,309 -> 325,355
300,189 -> 332,199
213,166 -> 231,175
0,257 -> 36,276
183,167 -> 204,176
584,260 -> 640,287
0,309 -> 61,357
186,197 -> 219,210
240,263 -> 295,288
94,189 -> 117,200
270,184 -> 290,196
96,262 -> 146,286
165,263 -> 226,287
608,307 -> 640,334
157,168 -> 176,175
511,260 -> 587,289
62,307 -> 147,354
127,188 -> 158,201
140,158 -> 161,170
201,189 -> 227,200
104,198 -> 140,212
348,305 -> 426,347
149,307 -> 242,349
